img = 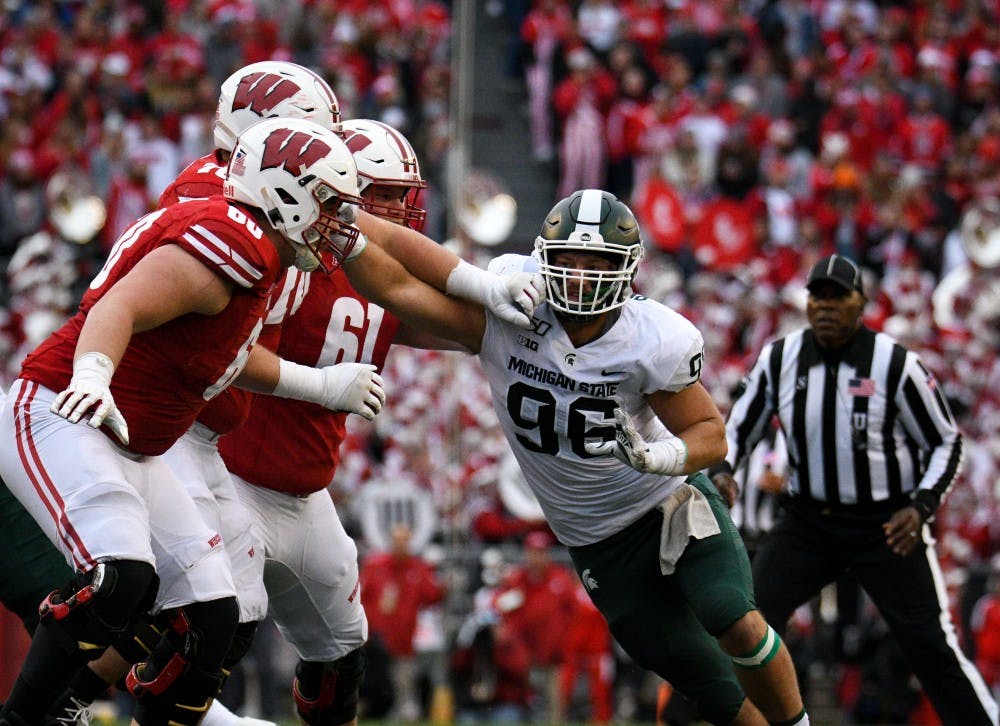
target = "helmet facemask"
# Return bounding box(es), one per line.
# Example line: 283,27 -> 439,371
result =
534,189 -> 644,320
535,235 -> 642,318
261,180 -> 362,273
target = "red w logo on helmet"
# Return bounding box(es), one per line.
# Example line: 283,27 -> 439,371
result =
260,128 -> 331,177
345,132 -> 372,153
231,72 -> 300,115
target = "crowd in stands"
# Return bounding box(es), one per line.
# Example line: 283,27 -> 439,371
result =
1,0 -> 999,723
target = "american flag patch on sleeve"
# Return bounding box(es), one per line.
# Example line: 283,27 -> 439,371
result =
848,377 -> 876,397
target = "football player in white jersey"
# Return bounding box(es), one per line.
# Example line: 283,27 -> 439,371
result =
346,189 -> 810,725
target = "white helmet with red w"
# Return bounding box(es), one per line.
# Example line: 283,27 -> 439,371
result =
224,118 -> 363,272
214,61 -> 342,153
342,118 -> 427,231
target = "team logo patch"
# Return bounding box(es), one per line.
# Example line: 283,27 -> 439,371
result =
581,568 -> 599,592
208,533 -> 222,549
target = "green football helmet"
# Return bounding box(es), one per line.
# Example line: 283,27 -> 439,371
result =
533,189 -> 644,318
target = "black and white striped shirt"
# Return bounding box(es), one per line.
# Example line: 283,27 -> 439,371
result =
722,326 -> 963,511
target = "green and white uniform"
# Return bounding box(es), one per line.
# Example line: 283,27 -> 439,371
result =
480,254 -> 755,724
479,292 -> 703,546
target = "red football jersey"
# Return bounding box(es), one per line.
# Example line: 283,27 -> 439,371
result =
220,270 -> 401,494
21,198 -> 282,455
156,151 -> 310,436
158,152 -> 227,207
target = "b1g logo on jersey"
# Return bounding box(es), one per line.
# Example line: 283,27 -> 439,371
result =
231,72 -> 301,116
517,334 -> 538,351
261,128 -> 331,177
527,317 -> 552,336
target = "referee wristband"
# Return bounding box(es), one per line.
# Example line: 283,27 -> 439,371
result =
911,489 -> 939,522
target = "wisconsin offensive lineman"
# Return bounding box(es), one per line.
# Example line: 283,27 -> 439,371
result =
0,118 -> 365,725
217,118 -> 521,726
1,62 -> 382,726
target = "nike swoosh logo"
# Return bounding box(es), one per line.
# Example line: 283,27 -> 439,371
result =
601,368 -> 625,376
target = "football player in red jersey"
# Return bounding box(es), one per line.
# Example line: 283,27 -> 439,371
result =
13,62 -> 377,726
0,118 -> 369,726
216,118 -> 485,726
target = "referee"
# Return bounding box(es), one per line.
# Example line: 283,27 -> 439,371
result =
711,254 -> 998,725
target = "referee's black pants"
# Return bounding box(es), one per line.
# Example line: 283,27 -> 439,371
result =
752,503 -> 998,726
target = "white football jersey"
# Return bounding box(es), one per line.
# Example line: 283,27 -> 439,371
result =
478,263 -> 705,546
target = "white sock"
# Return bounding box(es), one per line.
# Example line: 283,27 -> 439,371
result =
201,700 -> 239,726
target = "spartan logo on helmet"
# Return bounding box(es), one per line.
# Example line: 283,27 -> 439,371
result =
259,127 -> 332,177
230,71 -> 302,116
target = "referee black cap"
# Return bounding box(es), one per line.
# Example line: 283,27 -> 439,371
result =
807,254 -> 864,295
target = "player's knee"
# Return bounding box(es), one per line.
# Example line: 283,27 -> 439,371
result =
38,559 -> 157,656
729,624 -> 783,670
112,610 -> 171,666
127,597 -> 239,726
293,646 -> 366,725
223,620 -> 259,673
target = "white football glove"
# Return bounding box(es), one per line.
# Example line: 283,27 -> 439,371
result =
274,359 -> 386,420
445,259 -> 544,328
498,271 -> 546,322
584,408 -> 687,475
51,352 -> 130,446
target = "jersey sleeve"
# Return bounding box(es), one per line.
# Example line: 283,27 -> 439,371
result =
894,350 -> 963,501
175,213 -> 275,289
724,340 -> 779,471
158,157 -> 226,207
635,304 -> 704,394
486,253 -> 539,275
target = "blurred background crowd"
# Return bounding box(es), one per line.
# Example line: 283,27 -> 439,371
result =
0,0 -> 998,724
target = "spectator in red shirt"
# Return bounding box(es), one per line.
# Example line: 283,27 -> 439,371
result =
558,578 -> 614,724
552,47 -> 617,197
361,523 -> 446,722
900,87 -> 953,172
521,0 -> 575,163
450,607 -> 533,723
492,531 -> 578,723
971,557 -> 1000,701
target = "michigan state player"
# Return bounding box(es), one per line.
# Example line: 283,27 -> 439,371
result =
345,189 -> 811,725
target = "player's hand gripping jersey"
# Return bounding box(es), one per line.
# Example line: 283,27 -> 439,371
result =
20,198 -> 283,455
